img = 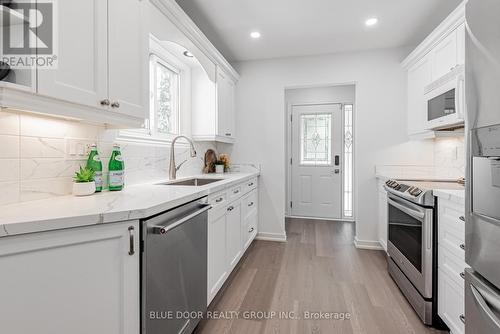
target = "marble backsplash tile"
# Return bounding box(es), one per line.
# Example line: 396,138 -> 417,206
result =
0,109 -> 218,206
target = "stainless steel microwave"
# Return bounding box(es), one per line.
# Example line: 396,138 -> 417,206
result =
424,65 -> 465,130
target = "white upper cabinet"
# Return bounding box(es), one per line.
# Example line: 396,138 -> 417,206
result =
432,30 -> 458,80
37,0 -> 147,123
37,0 -> 108,110
402,3 -> 465,139
407,54 -> 432,136
108,0 -> 148,119
216,68 -> 236,140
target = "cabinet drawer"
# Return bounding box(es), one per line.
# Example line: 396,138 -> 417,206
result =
242,209 -> 258,250
438,268 -> 465,334
228,185 -> 242,200
439,245 -> 467,288
242,190 -> 258,218
243,177 -> 257,194
438,199 -> 465,261
209,191 -> 227,210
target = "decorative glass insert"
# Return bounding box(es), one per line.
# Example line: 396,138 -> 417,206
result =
300,113 -> 332,165
151,56 -> 179,136
344,104 -> 354,217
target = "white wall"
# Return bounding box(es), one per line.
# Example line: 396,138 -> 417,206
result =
228,47 -> 435,243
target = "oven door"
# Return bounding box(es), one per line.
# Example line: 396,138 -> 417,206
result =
387,194 -> 434,298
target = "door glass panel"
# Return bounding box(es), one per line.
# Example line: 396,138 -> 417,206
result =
388,203 -> 422,272
428,89 -> 455,121
300,113 -> 332,165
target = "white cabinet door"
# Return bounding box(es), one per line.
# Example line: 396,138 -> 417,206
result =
378,182 -> 388,251
207,207 -> 227,304
37,0 -> 107,109
108,0 -> 148,119
0,222 -> 139,334
407,54 -> 432,136
438,268 -> 465,334
226,200 -> 242,269
432,31 -> 458,80
216,69 -> 236,139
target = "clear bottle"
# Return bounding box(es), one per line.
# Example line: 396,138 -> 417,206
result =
86,144 -> 103,192
108,144 -> 125,191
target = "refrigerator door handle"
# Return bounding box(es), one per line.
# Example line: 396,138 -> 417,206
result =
470,284 -> 500,330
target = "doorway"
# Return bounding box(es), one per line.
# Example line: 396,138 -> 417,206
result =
285,85 -> 355,221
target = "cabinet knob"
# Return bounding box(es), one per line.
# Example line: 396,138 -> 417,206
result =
460,243 -> 465,250
100,99 -> 110,106
111,101 -> 120,108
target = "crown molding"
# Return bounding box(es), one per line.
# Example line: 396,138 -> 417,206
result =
401,1 -> 466,70
150,0 -> 240,82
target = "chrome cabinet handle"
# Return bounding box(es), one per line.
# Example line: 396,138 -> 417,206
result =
459,216 -> 465,222
459,314 -> 465,324
460,243 -> 465,250
225,133 -> 232,137
249,227 -> 255,233
227,206 -> 234,212
460,272 -> 465,279
100,99 -> 110,106
128,226 -> 135,256
248,202 -> 254,207
111,101 -> 120,108
248,182 -> 254,187
215,197 -> 223,203
233,189 -> 239,194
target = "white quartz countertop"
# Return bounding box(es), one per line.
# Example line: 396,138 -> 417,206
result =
0,172 -> 259,237
434,188 -> 466,206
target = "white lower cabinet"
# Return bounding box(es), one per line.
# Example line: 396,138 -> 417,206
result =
207,180 -> 258,305
377,179 -> 388,251
437,197 -> 466,334
0,221 -> 140,334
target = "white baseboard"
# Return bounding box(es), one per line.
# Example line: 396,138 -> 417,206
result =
354,236 -> 384,250
286,215 -> 355,223
255,232 -> 287,242
379,239 -> 387,252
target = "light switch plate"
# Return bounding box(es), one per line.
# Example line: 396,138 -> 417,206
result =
65,138 -> 94,159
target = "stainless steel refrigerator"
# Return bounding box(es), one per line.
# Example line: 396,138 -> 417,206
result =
465,0 -> 500,332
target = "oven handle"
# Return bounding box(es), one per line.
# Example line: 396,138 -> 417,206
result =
387,197 -> 425,220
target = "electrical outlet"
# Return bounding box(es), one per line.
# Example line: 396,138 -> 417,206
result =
65,138 -> 94,159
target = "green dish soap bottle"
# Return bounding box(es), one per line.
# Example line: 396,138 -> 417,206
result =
86,144 -> 103,192
108,144 -> 125,191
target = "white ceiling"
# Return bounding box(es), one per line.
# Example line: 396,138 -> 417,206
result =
175,0 -> 462,62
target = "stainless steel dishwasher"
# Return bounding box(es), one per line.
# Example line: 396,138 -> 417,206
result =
141,196 -> 210,334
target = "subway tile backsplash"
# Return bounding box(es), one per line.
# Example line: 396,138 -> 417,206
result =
0,109 -> 215,206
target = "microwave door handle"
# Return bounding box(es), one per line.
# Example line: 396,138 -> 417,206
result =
387,198 -> 425,220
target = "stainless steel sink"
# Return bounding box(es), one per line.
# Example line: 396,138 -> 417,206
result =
157,178 -> 223,186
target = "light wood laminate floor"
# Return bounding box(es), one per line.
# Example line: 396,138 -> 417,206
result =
195,218 -> 447,334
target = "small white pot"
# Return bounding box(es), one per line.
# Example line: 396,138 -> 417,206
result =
73,182 -> 96,196
215,165 -> 224,174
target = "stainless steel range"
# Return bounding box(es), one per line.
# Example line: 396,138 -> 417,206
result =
384,179 -> 463,327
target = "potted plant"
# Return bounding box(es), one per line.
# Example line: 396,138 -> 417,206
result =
73,166 -> 96,196
217,154 -> 231,173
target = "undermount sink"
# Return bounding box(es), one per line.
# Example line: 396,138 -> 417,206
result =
157,178 -> 223,186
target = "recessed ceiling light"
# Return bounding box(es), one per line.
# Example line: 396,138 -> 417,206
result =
183,51 -> 194,58
365,17 -> 378,27
250,31 -> 261,39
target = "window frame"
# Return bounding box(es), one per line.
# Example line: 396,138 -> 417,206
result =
118,36 -> 189,145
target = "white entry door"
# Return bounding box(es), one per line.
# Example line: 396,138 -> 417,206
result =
291,104 -> 343,219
